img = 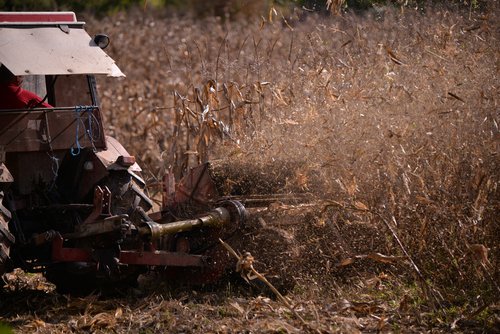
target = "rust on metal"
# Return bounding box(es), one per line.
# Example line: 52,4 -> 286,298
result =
119,250 -> 204,267
95,136 -> 141,172
116,155 -> 136,167
65,215 -> 126,239
51,235 -> 92,262
168,163 -> 219,207
82,186 -> 111,225
52,235 -> 204,267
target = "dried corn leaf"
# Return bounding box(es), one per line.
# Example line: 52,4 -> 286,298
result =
385,46 -> 404,65
229,301 -> 245,315
339,257 -> 355,266
114,307 -> 123,319
353,201 -> 369,211
340,253 -> 405,266
90,312 -> 116,329
366,253 -> 405,263
468,244 -> 492,268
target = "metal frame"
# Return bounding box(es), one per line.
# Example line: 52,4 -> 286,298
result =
0,106 -> 107,152
0,22 -> 85,28
51,236 -> 206,267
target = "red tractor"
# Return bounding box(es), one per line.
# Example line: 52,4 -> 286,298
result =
0,12 -> 246,292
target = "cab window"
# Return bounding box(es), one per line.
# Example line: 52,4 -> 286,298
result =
52,75 -> 93,107
22,75 -> 47,99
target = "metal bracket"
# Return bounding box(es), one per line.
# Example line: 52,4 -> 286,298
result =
82,185 -> 111,225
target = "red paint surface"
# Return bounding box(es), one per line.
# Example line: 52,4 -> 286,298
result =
0,12 -> 76,23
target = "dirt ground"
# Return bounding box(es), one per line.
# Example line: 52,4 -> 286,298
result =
0,205 -> 496,333
1,2 -> 499,333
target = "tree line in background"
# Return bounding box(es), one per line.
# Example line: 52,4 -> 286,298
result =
0,0 -> 487,16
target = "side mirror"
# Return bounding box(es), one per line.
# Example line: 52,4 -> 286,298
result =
93,34 -> 110,49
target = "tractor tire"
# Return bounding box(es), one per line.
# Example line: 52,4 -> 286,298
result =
45,262 -> 141,296
0,191 -> 14,276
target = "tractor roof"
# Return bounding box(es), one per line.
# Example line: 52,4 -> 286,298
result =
0,12 -> 124,77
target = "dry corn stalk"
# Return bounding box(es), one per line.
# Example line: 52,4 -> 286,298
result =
219,238 -> 321,333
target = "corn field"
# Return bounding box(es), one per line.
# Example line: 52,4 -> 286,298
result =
1,3 -> 498,333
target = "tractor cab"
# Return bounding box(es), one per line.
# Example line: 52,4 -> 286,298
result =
0,11 -> 123,107
0,12 -> 134,196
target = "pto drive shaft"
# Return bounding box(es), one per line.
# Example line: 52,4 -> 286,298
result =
140,206 -> 237,240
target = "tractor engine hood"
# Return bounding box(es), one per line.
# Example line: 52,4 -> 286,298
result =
0,12 -> 124,77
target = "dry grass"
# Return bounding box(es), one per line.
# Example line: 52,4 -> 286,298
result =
1,3 -> 499,333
